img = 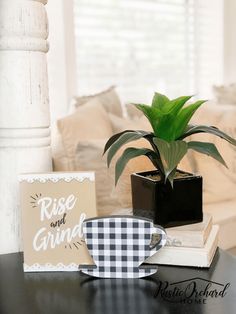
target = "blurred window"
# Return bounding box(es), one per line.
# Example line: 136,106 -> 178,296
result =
73,0 -> 223,102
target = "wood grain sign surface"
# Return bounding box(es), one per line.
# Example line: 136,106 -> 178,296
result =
19,172 -> 96,272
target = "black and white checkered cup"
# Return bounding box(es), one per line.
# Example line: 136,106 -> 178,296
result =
79,215 -> 166,278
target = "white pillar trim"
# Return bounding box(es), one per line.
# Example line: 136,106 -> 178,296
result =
0,0 -> 52,254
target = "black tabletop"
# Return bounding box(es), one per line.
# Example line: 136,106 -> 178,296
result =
0,249 -> 235,314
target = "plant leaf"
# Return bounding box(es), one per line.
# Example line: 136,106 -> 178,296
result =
134,104 -> 161,134
167,168 -> 177,188
146,151 -> 164,175
150,113 -> 175,141
153,138 -> 188,182
162,95 -> 193,114
134,96 -> 193,141
103,130 -> 136,155
179,125 -> 236,146
188,141 -> 228,168
150,96 -> 193,141
115,147 -> 156,185
107,130 -> 150,167
173,100 -> 207,139
151,92 -> 169,110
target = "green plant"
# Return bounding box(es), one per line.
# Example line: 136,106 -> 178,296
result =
104,92 -> 236,186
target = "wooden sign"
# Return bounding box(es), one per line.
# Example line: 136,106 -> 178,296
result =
19,172 -> 96,272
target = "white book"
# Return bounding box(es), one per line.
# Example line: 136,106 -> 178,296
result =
145,225 -> 219,268
165,214 -> 212,248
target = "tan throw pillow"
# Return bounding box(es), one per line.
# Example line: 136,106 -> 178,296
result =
71,86 -> 123,117
75,139 -> 154,216
57,98 -> 113,170
190,104 -> 236,204
126,103 -> 143,119
108,113 -> 152,133
213,84 -> 236,104
51,124 -> 70,171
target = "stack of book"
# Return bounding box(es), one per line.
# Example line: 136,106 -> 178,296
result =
146,214 -> 219,267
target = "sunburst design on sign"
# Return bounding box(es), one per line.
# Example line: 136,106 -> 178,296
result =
65,239 -> 85,250
30,193 -> 42,208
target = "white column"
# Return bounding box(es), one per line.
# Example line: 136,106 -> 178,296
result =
0,0 -> 52,254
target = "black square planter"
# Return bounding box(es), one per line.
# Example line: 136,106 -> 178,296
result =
131,170 -> 203,228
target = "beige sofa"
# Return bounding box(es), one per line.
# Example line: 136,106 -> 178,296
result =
189,103 -> 236,249
52,87 -> 236,250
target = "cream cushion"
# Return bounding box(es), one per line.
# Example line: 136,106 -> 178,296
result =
213,83 -> 236,104
57,98 -> 113,170
190,103 -> 236,204
108,113 -> 152,133
86,115 -> 152,215
205,200 -> 236,250
70,86 -> 123,117
126,103 -> 143,119
51,124 -> 70,171
75,138 -> 154,216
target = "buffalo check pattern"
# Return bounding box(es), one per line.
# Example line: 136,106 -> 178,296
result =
79,216 -> 166,278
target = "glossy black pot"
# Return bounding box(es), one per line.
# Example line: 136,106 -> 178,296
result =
131,170 -> 203,228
